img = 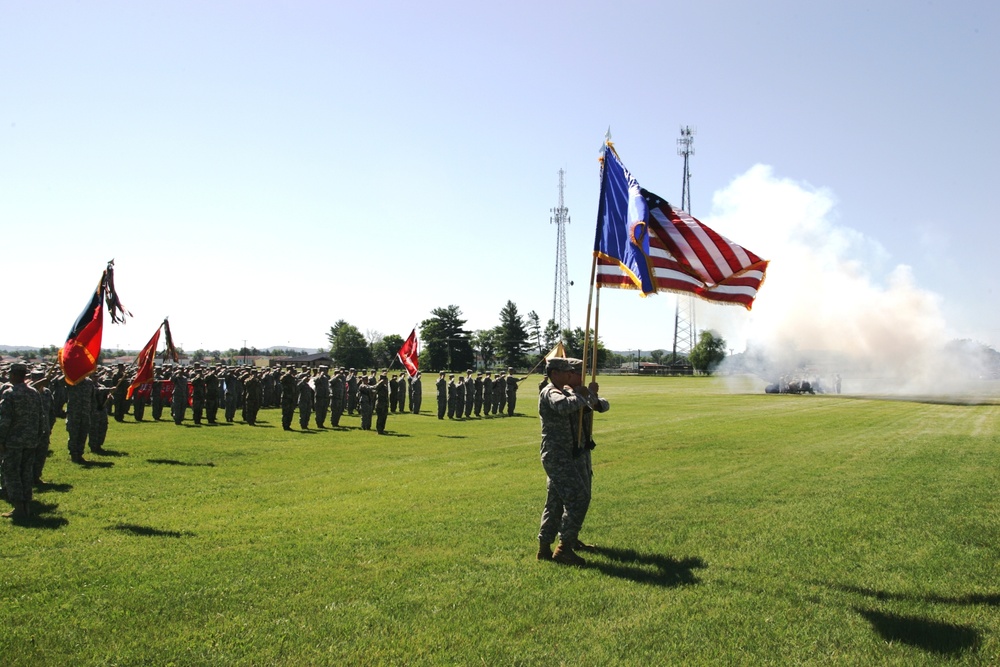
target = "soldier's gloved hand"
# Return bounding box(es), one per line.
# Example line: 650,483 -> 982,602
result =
588,382 -> 600,395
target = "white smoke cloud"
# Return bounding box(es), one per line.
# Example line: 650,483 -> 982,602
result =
697,165 -> 991,396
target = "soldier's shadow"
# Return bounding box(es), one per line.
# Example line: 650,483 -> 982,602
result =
19,501 -> 69,529
586,546 -> 706,588
94,449 -> 128,457
79,460 -> 114,469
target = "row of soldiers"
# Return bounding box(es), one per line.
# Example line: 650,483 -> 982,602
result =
434,368 -> 527,420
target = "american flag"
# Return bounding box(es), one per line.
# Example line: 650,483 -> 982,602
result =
595,146 -> 768,310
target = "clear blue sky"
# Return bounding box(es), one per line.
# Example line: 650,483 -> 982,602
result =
2,1 -> 997,360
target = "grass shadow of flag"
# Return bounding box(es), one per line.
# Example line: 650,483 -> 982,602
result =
108,523 -> 194,538
855,607 -> 980,657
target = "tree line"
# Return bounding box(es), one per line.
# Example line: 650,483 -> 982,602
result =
326,301 -> 613,373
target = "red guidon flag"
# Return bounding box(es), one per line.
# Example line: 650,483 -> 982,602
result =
59,277 -> 105,385
127,324 -> 162,399
397,329 -> 419,377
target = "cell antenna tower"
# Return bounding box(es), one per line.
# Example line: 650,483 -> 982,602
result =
551,168 -> 571,333
672,126 -> 697,364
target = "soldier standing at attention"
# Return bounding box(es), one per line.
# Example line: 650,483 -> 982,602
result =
399,373 -> 408,413
473,372 -> 484,417
389,374 -> 399,414
190,366 -> 207,425
170,366 -> 189,425
375,373 -> 390,434
482,373 -> 493,416
0,363 -> 44,520
447,374 -> 458,419
243,370 -> 262,426
111,363 -> 129,422
347,369 -> 359,415
297,371 -> 314,430
435,372 -> 447,420
89,376 -> 111,452
505,367 -> 528,416
65,369 -> 95,463
30,367 -> 56,485
330,368 -> 346,427
358,376 -> 375,431
454,375 -> 465,420
464,370 -> 474,418
151,369 -> 164,421
410,372 -> 422,414
536,357 -> 609,566
280,366 -> 297,431
313,366 -> 331,428
224,367 -> 239,423
205,366 -> 220,424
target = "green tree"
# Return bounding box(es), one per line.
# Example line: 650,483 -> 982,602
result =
542,319 -> 560,351
372,333 -> 405,368
650,349 -> 664,364
472,328 -> 499,371
690,330 -> 727,374
497,300 -> 530,369
526,310 -> 543,355
561,328 -> 609,368
328,320 -> 373,369
420,305 -> 474,371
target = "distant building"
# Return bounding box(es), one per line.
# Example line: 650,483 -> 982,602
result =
268,353 -> 332,368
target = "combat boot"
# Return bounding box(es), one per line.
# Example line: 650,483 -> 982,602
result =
552,541 -> 586,566
2,502 -> 30,520
537,542 -> 553,561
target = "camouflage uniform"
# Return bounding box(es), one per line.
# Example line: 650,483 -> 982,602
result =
473,373 -> 484,416
190,372 -> 207,425
389,376 -> 399,414
0,378 -> 43,509
347,371 -> 359,415
435,374 -> 446,419
32,380 -> 53,483
482,374 -> 493,416
150,374 -> 164,421
297,374 -> 314,430
132,380 -> 147,421
374,376 -> 389,434
66,377 -> 95,459
454,377 -> 465,419
170,369 -> 188,425
330,370 -> 346,427
464,372 -> 474,417
280,369 -> 297,430
111,366 -> 129,422
506,371 -> 526,416
89,381 -> 111,451
496,373 -> 507,416
410,373 -> 422,414
313,369 -> 331,428
241,372 -> 259,425
224,368 -> 239,422
358,382 -> 374,430
205,369 -> 220,424
537,373 -> 609,549
447,376 -> 458,419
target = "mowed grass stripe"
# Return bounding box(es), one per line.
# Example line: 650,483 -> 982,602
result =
3,375 -> 1000,665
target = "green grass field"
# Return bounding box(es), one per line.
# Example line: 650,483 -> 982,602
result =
3,375 -> 1000,665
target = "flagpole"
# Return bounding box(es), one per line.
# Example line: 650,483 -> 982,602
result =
590,286 -> 601,383
578,251 -> 599,448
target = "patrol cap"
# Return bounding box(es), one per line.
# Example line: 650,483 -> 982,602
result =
10,362 -> 28,375
546,357 -> 583,374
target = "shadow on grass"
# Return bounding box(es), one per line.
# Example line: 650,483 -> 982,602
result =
93,448 -> 128,457
438,435 -> 467,439
587,546 -> 706,587
78,460 -> 114,469
379,431 -> 412,437
12,501 -> 69,529
854,607 -> 980,656
828,583 -> 1000,607
294,429 -> 318,435
147,458 -> 216,467
108,523 -> 194,538
35,482 -> 73,493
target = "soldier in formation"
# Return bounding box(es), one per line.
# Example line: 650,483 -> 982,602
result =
297,370 -> 314,430
280,365 -> 297,431
313,366 -> 331,428
358,375 -> 375,430
410,372 -> 422,414
0,363 -> 44,520
330,368 -> 346,427
374,373 -> 390,434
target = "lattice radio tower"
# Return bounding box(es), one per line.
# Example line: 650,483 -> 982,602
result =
671,126 -> 697,364
551,168 -> 571,333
